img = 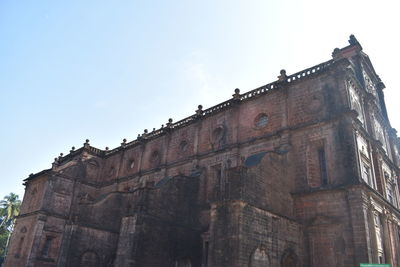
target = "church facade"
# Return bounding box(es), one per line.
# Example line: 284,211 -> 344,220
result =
5,36 -> 400,266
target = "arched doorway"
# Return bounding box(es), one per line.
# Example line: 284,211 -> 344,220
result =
281,249 -> 298,267
249,246 -> 270,267
175,258 -> 192,267
80,251 -> 100,267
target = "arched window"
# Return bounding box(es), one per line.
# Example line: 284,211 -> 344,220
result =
127,158 -> 135,170
150,150 -> 161,166
212,126 -> 225,142
211,125 -> 226,149
180,140 -> 188,152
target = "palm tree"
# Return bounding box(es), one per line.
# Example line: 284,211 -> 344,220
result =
0,193 -> 21,229
0,193 -> 21,262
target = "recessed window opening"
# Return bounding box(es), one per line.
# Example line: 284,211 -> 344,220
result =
203,241 -> 209,267
362,164 -> 373,187
255,114 -> 269,128
15,237 -> 24,258
129,159 -> 135,169
42,236 -> 53,257
151,150 -> 161,166
318,148 -> 328,185
180,140 -> 188,152
212,127 -> 224,141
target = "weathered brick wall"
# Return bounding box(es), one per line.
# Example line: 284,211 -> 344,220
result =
112,175 -> 202,267
4,215 -> 40,267
236,151 -> 294,218
8,38 -> 400,267
19,175 -> 48,214
238,203 -> 302,267
209,201 -> 241,267
63,226 -> 119,267
294,189 -> 362,266
209,200 -> 302,267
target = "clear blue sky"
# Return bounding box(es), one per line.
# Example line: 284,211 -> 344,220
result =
1,0 -> 399,199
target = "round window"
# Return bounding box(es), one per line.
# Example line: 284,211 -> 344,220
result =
255,114 -> 269,128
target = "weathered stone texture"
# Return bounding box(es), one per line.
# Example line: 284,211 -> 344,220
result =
5,36 -> 400,267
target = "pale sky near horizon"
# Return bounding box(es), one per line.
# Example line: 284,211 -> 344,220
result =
1,0 -> 399,199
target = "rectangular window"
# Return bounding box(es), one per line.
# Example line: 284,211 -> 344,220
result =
41,236 -> 53,257
203,241 -> 209,267
15,237 -> 24,258
318,148 -> 328,185
387,186 -> 394,204
384,172 -> 397,206
374,213 -> 385,263
212,165 -> 222,200
362,164 -> 373,187
393,185 -> 398,207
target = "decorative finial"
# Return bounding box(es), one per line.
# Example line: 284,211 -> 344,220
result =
141,129 -> 148,138
70,146 -> 75,153
167,118 -> 173,127
233,88 -> 240,100
332,48 -> 341,59
121,138 -> 127,146
153,128 -> 156,131
348,34 -> 358,45
161,124 -> 164,128
196,105 -> 203,116
59,153 -> 63,157
376,75 -> 386,90
83,139 -> 90,148
278,69 -> 287,81
105,147 -> 109,151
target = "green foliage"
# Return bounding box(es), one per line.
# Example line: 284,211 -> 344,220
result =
0,227 -> 8,263
0,193 -> 21,264
0,193 -> 21,229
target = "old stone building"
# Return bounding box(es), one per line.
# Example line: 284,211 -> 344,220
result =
5,36 -> 400,267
